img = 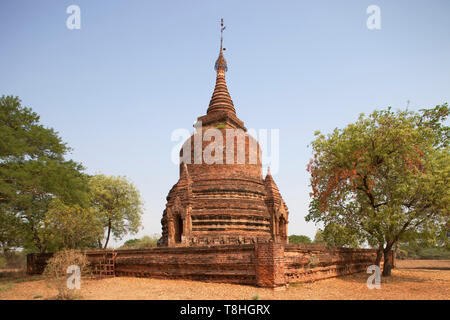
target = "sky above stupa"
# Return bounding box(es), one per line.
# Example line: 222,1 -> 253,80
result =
1,0 -> 449,246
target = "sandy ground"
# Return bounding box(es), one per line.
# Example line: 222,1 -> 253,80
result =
0,259 -> 448,300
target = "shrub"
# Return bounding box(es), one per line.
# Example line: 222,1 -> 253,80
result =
307,256 -> 318,268
43,249 -> 91,300
121,234 -> 160,249
289,235 -> 312,244
396,248 -> 408,260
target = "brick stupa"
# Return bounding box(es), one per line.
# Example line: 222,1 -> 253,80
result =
159,22 -> 289,247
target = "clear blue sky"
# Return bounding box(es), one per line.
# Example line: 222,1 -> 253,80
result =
1,0 -> 449,247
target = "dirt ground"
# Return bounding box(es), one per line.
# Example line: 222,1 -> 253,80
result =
0,259 -> 448,300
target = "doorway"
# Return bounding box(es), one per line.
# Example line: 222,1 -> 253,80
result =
174,215 -> 183,243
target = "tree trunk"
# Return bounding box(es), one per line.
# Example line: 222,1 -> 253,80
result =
2,247 -> 11,259
392,243 -> 398,269
375,246 -> 383,266
382,246 -> 393,277
103,219 -> 112,249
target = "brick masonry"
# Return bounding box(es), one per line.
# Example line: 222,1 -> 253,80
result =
27,244 -> 392,288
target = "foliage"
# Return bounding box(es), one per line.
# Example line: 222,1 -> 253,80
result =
44,199 -> 104,250
288,234 -> 312,244
43,249 -> 90,300
321,223 -> 364,248
306,104 -> 449,276
398,240 -> 450,260
0,95 -> 89,253
121,234 -> 160,249
0,250 -> 27,269
307,256 -> 318,268
313,229 -> 325,244
0,209 -> 24,254
313,224 -> 363,247
89,175 -> 144,248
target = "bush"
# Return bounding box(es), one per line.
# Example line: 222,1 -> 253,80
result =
121,234 -> 160,249
419,247 -> 450,260
0,251 -> 27,269
398,243 -> 450,260
43,249 -> 91,300
289,235 -> 312,244
396,248 -> 408,260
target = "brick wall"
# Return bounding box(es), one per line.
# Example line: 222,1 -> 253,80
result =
255,243 -> 285,288
284,244 -> 382,283
114,245 -> 256,284
27,244 -> 385,288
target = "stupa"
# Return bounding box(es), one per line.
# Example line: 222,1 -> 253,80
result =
159,20 -> 289,247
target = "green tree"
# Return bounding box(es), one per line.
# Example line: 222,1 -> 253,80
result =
306,104 -> 449,276
289,234 -> 312,244
121,234 -> 160,249
0,209 -> 24,255
89,175 -> 144,248
0,96 -> 89,253
313,229 -> 325,244
44,199 -> 104,250
321,223 -> 363,248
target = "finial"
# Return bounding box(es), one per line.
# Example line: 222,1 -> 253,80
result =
267,167 -> 271,176
215,18 -> 228,72
220,18 -> 226,52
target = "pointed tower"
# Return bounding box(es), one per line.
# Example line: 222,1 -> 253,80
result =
264,168 -> 289,243
207,34 -> 235,115
159,20 -> 289,247
197,19 -> 246,131
160,162 -> 193,246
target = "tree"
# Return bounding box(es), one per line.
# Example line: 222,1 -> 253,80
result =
313,229 -> 325,244
289,234 -> 312,244
89,175 -> 144,248
312,224 -> 363,247
321,223 -> 363,248
306,104 -> 449,276
44,199 -> 104,250
0,95 -> 89,253
121,234 -> 160,249
0,209 -> 23,256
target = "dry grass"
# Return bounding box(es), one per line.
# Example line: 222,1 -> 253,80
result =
0,260 -> 448,300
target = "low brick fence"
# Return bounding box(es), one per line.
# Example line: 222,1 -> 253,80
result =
284,244 -> 383,283
27,243 -> 390,288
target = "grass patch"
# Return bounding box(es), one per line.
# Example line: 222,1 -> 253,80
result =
251,295 -> 259,300
0,274 -> 43,293
307,256 -> 318,268
0,284 -> 14,292
33,294 -> 43,299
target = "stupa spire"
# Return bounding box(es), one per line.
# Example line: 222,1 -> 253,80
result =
207,18 -> 235,115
